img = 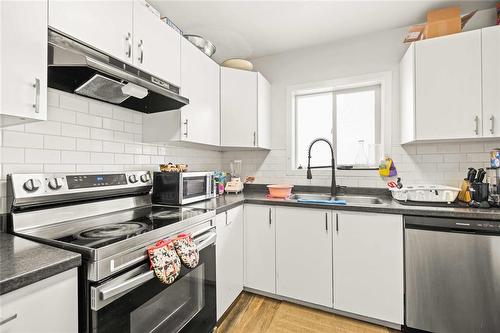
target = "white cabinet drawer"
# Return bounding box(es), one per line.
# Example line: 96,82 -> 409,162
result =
0,269 -> 78,333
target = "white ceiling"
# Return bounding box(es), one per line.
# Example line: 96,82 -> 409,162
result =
151,1 -> 496,63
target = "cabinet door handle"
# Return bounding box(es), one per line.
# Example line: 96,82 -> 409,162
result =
490,115 -> 495,135
183,119 -> 189,137
32,78 -> 40,113
125,32 -> 132,58
0,314 -> 18,326
225,211 -> 232,225
268,208 -> 272,225
253,131 -> 256,146
325,212 -> 328,231
138,39 -> 144,63
474,116 -> 479,135
335,214 -> 339,233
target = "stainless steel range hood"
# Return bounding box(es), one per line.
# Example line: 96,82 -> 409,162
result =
48,30 -> 189,113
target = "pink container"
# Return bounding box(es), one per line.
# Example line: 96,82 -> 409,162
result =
267,184 -> 294,198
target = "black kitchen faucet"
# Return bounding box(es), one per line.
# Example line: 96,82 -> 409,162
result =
306,138 -> 337,198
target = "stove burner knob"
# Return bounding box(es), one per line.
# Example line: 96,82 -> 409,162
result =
48,178 -> 63,190
128,174 -> 138,184
23,179 -> 42,192
140,173 -> 150,183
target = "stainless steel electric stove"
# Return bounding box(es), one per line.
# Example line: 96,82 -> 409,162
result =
7,171 -> 217,333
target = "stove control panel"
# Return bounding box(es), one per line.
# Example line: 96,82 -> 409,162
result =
9,171 -> 153,206
67,174 -> 128,189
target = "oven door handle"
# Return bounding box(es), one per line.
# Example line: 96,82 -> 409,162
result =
194,230 -> 216,251
100,270 -> 155,301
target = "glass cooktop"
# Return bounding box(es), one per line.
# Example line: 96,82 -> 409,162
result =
54,205 -> 210,249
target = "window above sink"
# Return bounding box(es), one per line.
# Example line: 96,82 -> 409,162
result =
286,71 -> 393,177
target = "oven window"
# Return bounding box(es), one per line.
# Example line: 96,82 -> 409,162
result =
183,177 -> 207,198
130,264 -> 205,333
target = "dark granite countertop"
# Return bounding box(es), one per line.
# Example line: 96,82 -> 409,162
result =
0,233 -> 81,295
188,187 -> 500,221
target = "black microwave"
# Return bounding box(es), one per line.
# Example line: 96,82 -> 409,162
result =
152,171 -> 216,205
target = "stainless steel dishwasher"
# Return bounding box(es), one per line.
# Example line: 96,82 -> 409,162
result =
405,216 -> 500,333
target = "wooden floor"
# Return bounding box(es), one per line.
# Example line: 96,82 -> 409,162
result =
217,292 -> 399,333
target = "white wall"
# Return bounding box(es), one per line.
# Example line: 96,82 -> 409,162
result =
222,10 -> 499,188
0,89 -> 221,213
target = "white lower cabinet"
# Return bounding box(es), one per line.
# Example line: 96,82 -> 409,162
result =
0,268 -> 78,333
333,212 -> 404,324
243,205 -> 276,294
216,206 -> 244,320
275,207 -> 333,307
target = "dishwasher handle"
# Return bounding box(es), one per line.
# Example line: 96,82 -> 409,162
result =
405,216 -> 500,234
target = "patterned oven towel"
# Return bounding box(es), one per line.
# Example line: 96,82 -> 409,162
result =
147,239 -> 181,285
173,233 -> 199,268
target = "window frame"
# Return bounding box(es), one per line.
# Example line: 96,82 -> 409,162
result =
286,71 -> 392,177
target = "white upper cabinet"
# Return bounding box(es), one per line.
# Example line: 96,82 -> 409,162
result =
243,205 -> 276,294
275,207 -> 333,307
49,0 -> 134,64
49,0 -> 180,86
399,43 -> 415,145
216,207 -> 244,320
1,0 -> 48,127
179,38 -> 220,145
142,38 -> 220,146
221,67 -> 271,149
132,0 -> 180,86
482,25 -> 500,138
333,212 -> 404,324
399,29 -> 500,143
415,30 -> 482,140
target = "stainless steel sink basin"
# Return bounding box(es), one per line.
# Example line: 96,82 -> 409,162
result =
289,193 -> 333,201
289,193 -> 385,205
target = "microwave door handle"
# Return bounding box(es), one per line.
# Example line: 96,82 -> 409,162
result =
100,270 -> 155,301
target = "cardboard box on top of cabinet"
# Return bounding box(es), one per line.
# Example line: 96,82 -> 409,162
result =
424,7 -> 462,39
403,7 -> 477,43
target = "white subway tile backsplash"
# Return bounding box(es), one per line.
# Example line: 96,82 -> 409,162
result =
90,128 -> 114,141
114,154 -> 134,164
25,120 -> 61,135
89,102 -> 113,118
102,141 -> 125,153
60,94 -> 89,113
124,122 -> 142,134
134,155 -> 150,164
2,164 -> 43,178
77,139 -> 103,152
91,152 -> 114,164
460,142 -> 485,153
142,145 -> 158,155
47,90 -> 60,107
62,123 -> 90,138
77,113 -> 103,128
25,149 -> 61,164
43,164 -> 76,173
44,135 -> 76,150
61,151 -> 90,164
112,108 -> 134,122
3,131 -> 44,149
47,107 -> 76,124
1,147 -> 25,163
124,144 -> 142,154
103,118 -> 124,131
114,131 -> 135,142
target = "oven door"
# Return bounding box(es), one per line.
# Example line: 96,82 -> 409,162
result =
180,173 -> 212,204
90,229 -> 216,333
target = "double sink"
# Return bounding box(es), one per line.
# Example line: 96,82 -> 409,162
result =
289,193 -> 386,206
